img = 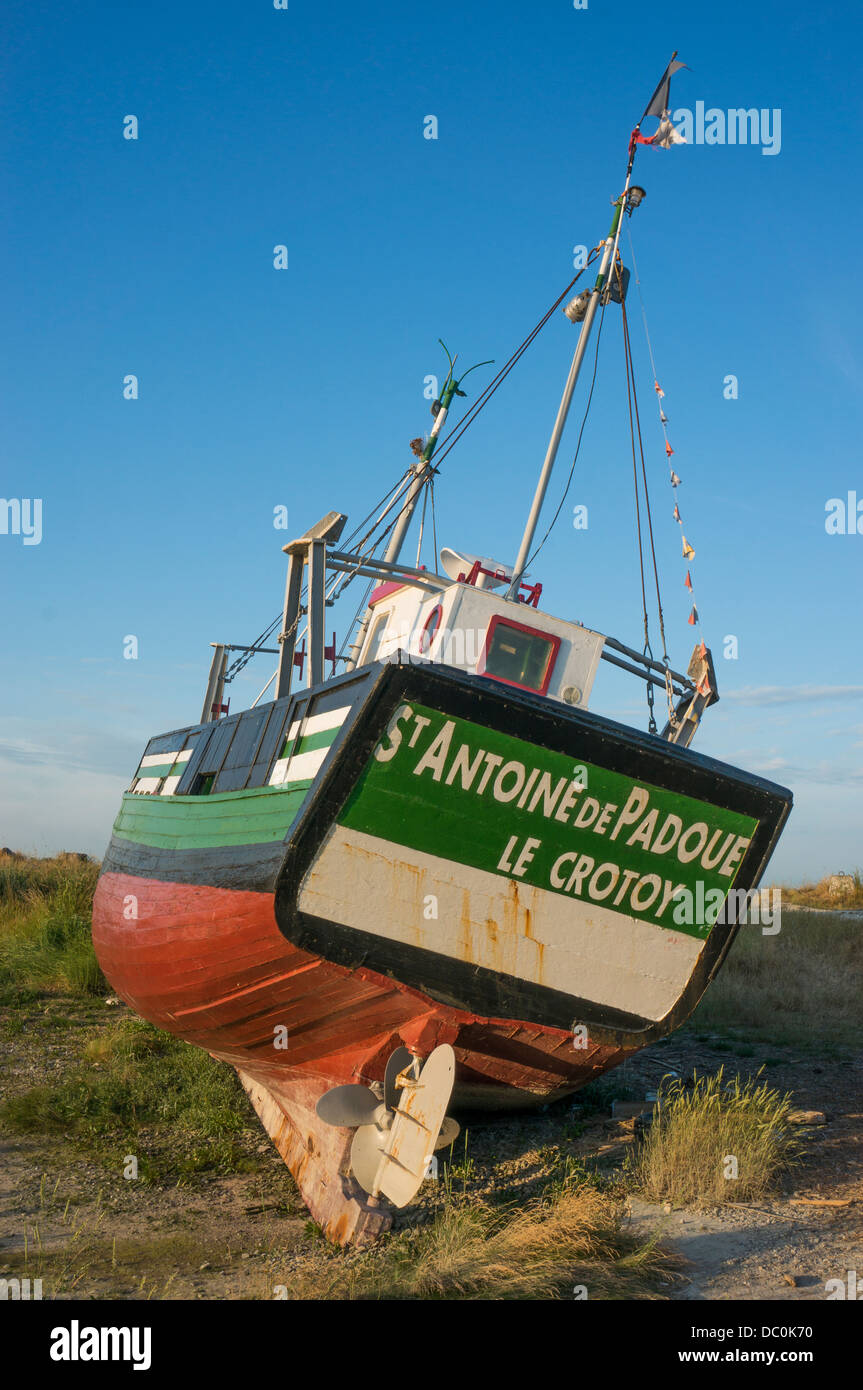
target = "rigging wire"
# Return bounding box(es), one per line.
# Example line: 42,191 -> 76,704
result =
622,291 -> 651,653
617,256 -> 675,730
227,252 -> 607,680
621,293 -> 668,659
429,249 -> 602,474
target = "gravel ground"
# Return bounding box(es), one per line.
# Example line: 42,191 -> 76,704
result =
0,1000 -> 859,1300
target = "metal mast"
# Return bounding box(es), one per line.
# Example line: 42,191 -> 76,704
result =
504,48 -> 688,601
505,178 -> 634,600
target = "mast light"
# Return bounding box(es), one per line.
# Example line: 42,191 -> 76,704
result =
626,185 -> 647,214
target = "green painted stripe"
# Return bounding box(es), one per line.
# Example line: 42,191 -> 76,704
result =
135,761 -> 176,779
339,702 -> 759,941
113,781 -> 313,850
280,727 -> 340,758
296,727 -> 340,755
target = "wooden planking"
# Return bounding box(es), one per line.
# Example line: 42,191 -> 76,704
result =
92,869 -> 627,1099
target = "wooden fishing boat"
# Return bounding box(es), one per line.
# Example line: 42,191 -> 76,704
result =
92,57 -> 792,1246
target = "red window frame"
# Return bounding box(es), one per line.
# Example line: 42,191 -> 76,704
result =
477,615 -> 561,695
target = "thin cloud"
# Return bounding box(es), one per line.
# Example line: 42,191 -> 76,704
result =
745,756 -> 863,786
0,727 -> 142,778
0,738 -> 57,769
722,685 -> 863,708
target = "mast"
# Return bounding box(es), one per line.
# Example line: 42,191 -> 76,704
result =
503,47 -> 689,602
343,374 -> 459,672
505,176 -> 634,600
344,350 -> 489,671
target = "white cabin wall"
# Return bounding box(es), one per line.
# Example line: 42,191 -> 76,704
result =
360,581 -> 605,709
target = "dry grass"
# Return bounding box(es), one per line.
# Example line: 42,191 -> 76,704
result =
630,1070 -> 801,1208
779,870 -> 863,910
0,851 -> 103,1001
281,1185 -> 677,1300
692,905 -> 862,1048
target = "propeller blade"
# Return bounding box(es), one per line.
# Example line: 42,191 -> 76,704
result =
384,1046 -> 414,1111
316,1084 -> 381,1128
433,1115 -> 461,1151
350,1123 -> 388,1196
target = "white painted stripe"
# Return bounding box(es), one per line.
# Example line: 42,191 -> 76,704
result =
161,775 -> 182,795
298,825 -> 704,1023
140,748 -> 192,768
269,706 -> 351,785
269,747 -> 328,786
284,705 -> 351,741
132,776 -> 162,794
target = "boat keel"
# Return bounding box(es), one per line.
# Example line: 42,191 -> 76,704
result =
236,1069 -> 393,1248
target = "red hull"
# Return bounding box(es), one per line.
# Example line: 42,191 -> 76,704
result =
93,870 -> 633,1242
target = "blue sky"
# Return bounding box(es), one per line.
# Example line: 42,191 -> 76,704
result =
2,0 -> 861,882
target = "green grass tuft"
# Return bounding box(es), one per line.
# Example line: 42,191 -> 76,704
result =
1,1015 -> 256,1179
0,853 -> 104,1001
629,1068 -> 801,1207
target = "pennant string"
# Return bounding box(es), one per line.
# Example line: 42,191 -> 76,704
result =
618,256 -> 670,732
626,221 -> 707,640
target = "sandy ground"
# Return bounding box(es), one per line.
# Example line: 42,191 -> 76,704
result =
616,1037 -> 862,1300
0,1007 -> 860,1300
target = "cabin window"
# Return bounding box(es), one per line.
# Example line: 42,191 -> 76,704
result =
479,616 -> 560,695
173,729 -> 212,794
190,772 -> 216,796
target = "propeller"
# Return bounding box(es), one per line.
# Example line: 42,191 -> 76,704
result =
434,1114 -> 461,1151
315,1045 -> 417,1129
384,1046 -> 413,1110
316,1044 -> 460,1206
315,1084 -> 384,1128
350,1123 -> 390,1196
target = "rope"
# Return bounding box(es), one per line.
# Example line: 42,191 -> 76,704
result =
226,248 -> 618,683
259,256 -> 608,664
